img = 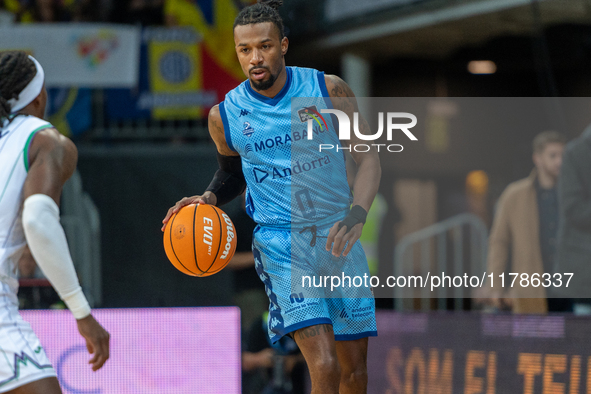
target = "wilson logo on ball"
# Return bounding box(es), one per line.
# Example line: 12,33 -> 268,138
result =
163,204 -> 237,277
220,213 -> 235,260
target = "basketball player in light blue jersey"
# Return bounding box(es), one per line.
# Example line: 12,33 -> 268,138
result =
162,1 -> 381,392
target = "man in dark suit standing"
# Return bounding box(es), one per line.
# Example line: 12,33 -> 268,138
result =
555,126 -> 591,313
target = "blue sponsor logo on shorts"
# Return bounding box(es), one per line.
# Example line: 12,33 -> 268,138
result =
290,293 -> 304,304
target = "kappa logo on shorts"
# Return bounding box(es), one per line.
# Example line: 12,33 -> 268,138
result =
243,122 -> 255,137
270,317 -> 282,329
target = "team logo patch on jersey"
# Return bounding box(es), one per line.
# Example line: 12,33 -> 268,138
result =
239,109 -> 251,117
243,122 -> 255,137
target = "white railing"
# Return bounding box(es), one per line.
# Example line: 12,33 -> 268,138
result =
393,213 -> 488,311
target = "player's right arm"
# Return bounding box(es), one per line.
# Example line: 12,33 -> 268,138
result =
22,128 -> 110,371
161,104 -> 245,231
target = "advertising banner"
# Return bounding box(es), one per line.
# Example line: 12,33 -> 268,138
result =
370,311 -> 590,393
20,308 -> 241,394
325,0 -> 426,22
0,24 -> 140,87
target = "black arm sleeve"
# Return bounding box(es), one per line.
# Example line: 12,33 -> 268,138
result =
205,153 -> 246,207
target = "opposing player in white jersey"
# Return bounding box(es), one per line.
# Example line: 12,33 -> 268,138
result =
0,51 -> 109,394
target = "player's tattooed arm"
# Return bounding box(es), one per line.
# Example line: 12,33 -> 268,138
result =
325,74 -> 356,117
324,75 -> 381,257
324,74 -> 380,211
208,105 -> 239,157
324,74 -> 376,148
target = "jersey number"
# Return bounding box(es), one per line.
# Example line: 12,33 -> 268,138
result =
295,189 -> 316,219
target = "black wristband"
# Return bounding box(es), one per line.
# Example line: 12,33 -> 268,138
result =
338,205 -> 368,234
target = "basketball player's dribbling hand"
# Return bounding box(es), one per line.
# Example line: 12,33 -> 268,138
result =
76,314 -> 110,371
326,222 -> 364,258
161,192 -> 217,231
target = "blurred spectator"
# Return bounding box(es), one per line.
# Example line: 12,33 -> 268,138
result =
0,0 -> 16,24
70,0 -> 103,22
30,0 -> 71,22
242,312 -> 306,394
111,0 -> 164,25
0,0 -> 34,22
486,131 -> 569,314
0,0 -> 106,23
555,125 -> 591,314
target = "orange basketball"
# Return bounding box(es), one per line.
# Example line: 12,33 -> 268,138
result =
163,204 -> 237,277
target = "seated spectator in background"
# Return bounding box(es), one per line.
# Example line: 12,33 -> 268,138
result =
70,0 -> 104,22
0,0 -> 15,24
555,125 -> 591,314
0,0 -> 34,22
243,312 -> 306,394
1,0 -> 105,22
486,131 -> 570,314
31,0 -> 71,22
111,0 -> 164,26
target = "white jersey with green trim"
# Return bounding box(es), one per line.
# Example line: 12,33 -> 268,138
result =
0,114 -> 53,301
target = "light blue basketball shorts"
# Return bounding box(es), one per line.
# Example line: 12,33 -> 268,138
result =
252,213 -> 377,343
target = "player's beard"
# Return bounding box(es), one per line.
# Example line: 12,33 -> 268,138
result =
250,67 -> 278,91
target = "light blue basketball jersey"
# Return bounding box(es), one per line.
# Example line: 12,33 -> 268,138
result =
219,66 -> 352,227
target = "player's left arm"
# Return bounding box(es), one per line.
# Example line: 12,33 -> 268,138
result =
324,74 -> 381,257
23,129 -> 110,371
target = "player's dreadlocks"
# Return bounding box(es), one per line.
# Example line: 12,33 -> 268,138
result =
0,51 -> 37,121
234,0 -> 285,38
